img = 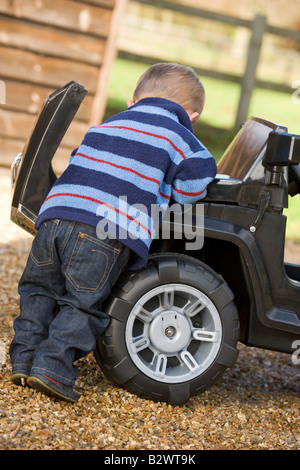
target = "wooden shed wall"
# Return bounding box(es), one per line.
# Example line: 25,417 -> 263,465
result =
0,0 -> 126,173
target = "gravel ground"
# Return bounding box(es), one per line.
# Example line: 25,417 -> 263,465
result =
0,167 -> 299,451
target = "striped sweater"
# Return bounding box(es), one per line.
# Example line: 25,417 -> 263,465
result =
36,97 -> 217,269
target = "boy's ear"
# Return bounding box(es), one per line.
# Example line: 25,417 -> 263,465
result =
190,111 -> 200,123
127,99 -> 134,108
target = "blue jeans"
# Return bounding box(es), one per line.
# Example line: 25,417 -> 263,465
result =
10,219 -> 130,386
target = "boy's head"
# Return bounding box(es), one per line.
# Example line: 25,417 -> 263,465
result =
128,63 -> 205,123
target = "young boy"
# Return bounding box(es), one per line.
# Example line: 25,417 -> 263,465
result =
9,63 -> 217,402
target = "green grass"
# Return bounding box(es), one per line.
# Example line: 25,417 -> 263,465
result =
105,58 -> 299,241
285,196 -> 300,242
106,59 -> 148,111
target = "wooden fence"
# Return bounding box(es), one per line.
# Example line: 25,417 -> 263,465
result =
1,0 -> 299,171
0,0 -> 127,172
118,0 -> 300,131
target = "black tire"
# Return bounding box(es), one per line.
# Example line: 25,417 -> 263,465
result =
95,254 -> 240,405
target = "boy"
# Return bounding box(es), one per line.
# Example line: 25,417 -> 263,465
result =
9,63 -> 217,402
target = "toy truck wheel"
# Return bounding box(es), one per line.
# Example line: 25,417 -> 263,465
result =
94,254 -> 240,405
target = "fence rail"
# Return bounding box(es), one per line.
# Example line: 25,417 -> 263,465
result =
135,0 -> 300,42
119,0 -> 300,130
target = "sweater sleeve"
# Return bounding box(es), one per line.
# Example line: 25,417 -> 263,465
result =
171,149 -> 217,204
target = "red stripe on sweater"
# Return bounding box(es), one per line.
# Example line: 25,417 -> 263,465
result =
171,184 -> 206,197
97,125 -> 187,160
76,152 -> 170,201
44,193 -> 152,237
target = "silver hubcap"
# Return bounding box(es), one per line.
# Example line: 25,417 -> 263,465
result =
149,311 -> 191,353
125,284 -> 222,383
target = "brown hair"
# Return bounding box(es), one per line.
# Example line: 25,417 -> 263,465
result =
133,63 -> 205,115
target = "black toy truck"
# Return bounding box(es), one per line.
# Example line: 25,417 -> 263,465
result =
10,82 -> 300,404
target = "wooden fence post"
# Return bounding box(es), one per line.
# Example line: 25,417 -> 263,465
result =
90,0 -> 128,125
234,14 -> 267,131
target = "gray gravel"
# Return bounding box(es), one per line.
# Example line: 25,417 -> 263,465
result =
0,168 -> 299,450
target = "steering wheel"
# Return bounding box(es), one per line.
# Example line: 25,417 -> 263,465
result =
289,165 -> 300,196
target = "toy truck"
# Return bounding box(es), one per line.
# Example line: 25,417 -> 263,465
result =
11,82 -> 300,404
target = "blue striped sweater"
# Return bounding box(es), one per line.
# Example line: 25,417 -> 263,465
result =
36,98 -> 217,269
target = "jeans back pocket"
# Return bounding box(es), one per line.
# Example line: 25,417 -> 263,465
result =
66,233 -> 121,292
